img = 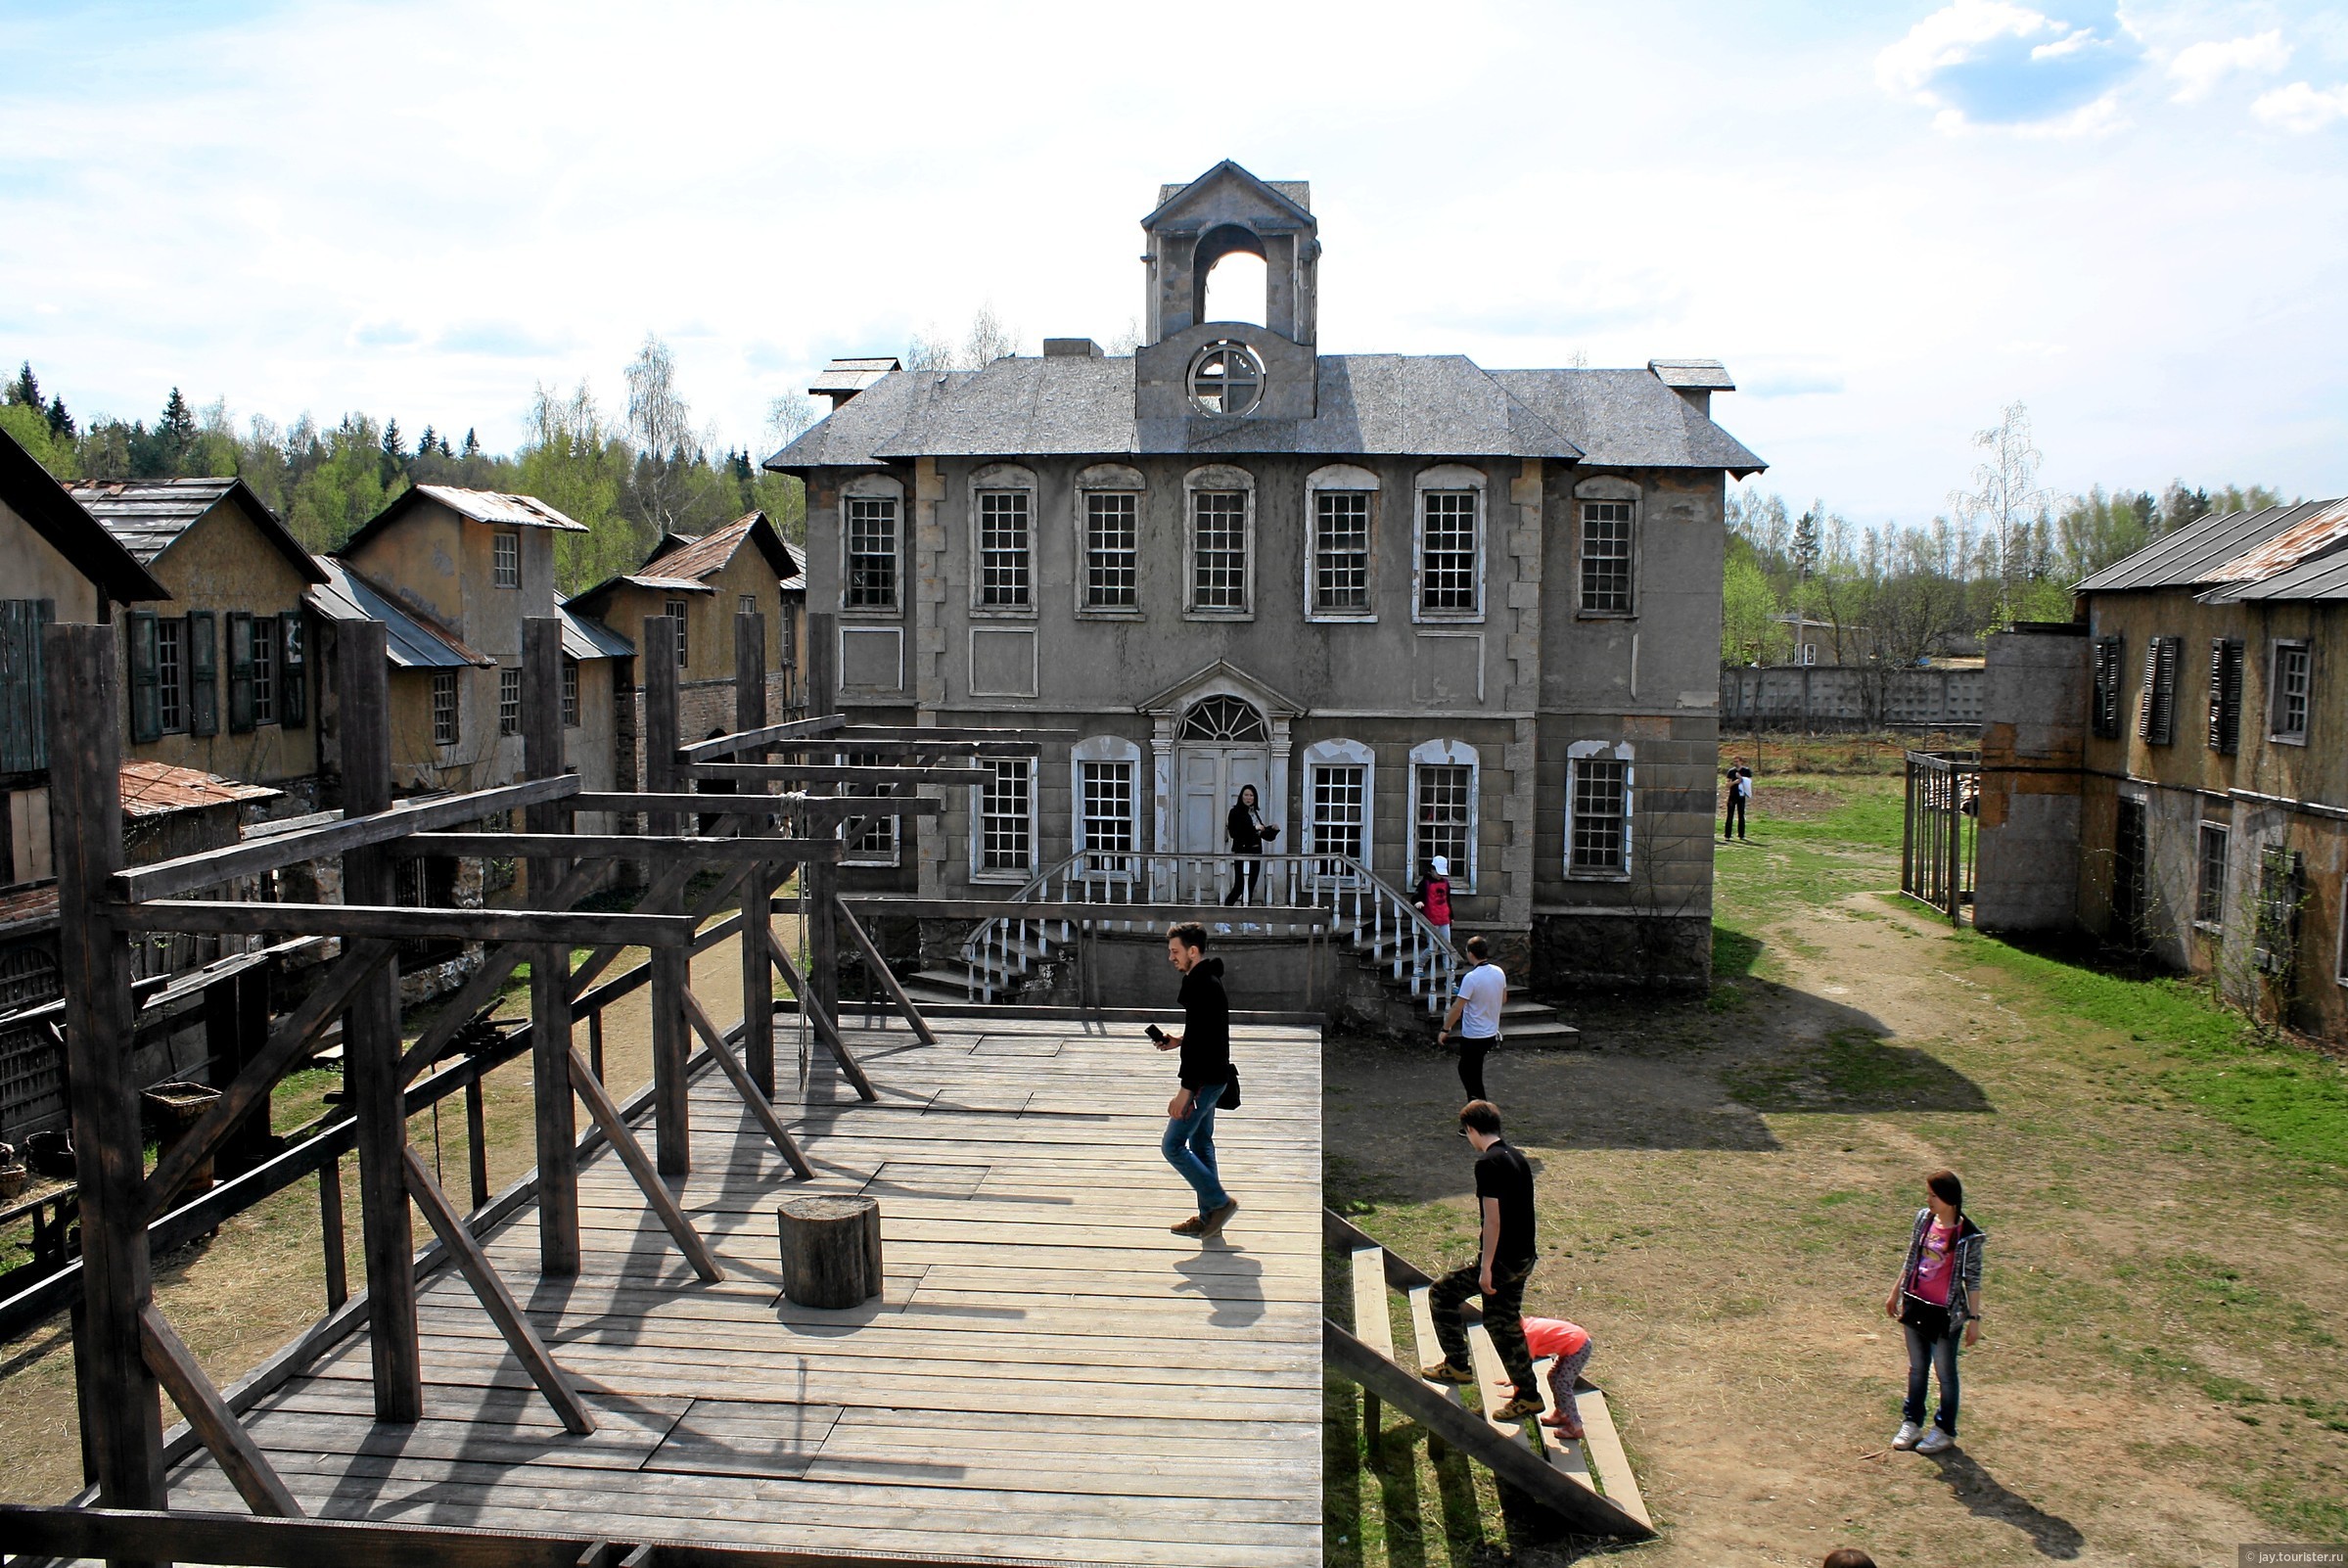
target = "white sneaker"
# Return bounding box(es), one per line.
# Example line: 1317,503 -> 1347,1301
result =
1913,1426 -> 1956,1454
1891,1421 -> 1921,1451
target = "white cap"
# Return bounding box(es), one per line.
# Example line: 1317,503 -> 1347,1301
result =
1431,855 -> 1450,877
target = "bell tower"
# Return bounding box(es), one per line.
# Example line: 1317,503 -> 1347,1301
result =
1134,161 -> 1319,424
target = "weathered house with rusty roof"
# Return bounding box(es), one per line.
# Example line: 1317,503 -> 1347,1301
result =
1975,495 -> 2348,1041
68,477 -> 330,811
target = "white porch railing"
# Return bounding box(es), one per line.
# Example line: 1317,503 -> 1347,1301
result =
952,851 -> 1459,1011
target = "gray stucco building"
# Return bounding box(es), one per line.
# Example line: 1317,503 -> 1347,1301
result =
769,161 -> 1763,993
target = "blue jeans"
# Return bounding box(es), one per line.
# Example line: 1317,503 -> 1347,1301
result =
1903,1317 -> 1961,1435
1161,1079 -> 1228,1215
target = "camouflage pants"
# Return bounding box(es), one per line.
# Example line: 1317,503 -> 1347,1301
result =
1428,1255 -> 1538,1395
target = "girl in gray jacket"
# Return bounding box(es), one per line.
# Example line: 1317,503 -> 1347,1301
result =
1883,1169 -> 1985,1454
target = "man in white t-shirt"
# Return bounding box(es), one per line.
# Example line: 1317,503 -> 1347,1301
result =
1437,936 -> 1506,1101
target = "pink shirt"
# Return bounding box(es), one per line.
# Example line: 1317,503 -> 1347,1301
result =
1522,1316 -> 1589,1360
1912,1217 -> 1958,1306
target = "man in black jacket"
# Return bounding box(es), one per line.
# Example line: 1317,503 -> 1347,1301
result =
1156,921 -> 1238,1236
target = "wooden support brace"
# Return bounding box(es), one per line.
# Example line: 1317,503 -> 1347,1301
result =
114,899 -> 696,949
675,989 -> 814,1179
532,942 -> 580,1277
396,859 -> 605,1086
318,1154 -> 347,1311
399,832 -> 851,862
140,939 -> 398,1222
137,1303 -> 302,1518
565,853 -> 751,1004
831,896 -> 937,1045
766,942 -> 874,1101
399,1145 -> 596,1435
674,709 -> 846,761
565,1045 -> 727,1277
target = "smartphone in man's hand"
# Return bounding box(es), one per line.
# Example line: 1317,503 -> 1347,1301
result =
1147,1024 -> 1173,1049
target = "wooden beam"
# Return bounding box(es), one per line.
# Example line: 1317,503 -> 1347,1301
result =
676,989 -> 813,1179
673,708 -> 846,761
139,939 -> 397,1222
565,1045 -> 726,1278
815,724 -> 1079,742
832,896 -> 1336,926
766,942 -> 874,1101
137,1303 -> 302,1518
531,939 -> 581,1277
569,790 -> 942,820
113,773 -> 583,902
565,858 -> 749,1004
832,895 -> 937,1046
682,761 -> 983,785
43,622 -> 166,1509
1324,1208 -> 1438,1292
395,858 -> 605,1086
397,831 -> 850,862
400,1145 -> 596,1435
735,616 -> 777,1100
759,736 -> 1043,758
114,899 -> 699,948
338,621 -> 422,1427
643,615 -> 690,1177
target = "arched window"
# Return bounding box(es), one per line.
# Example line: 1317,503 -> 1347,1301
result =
1303,737 -> 1375,882
1177,695 -> 1269,743
1408,739 -> 1478,891
1071,735 -> 1144,880
1565,739 -> 1634,879
1194,223 -> 1268,326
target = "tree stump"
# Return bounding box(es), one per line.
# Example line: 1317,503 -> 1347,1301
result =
776,1194 -> 882,1309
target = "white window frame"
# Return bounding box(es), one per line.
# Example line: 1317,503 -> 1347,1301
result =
492,530 -> 521,589
155,617 -> 186,734
431,670 -> 459,747
1564,739 -> 1635,881
739,593 -> 758,618
1407,739 -> 1479,893
1070,734 -> 1143,882
969,756 -> 1038,884
1073,464 -> 1146,619
840,474 -> 905,617
1302,736 -> 1375,886
666,598 -> 690,670
498,666 -> 522,737
1182,464 -> 1256,620
250,617 -> 277,725
969,463 -> 1037,618
841,750 -> 901,867
1411,464 -> 1486,623
1305,464 -> 1380,623
1574,476 -> 1641,619
2270,640 -> 2310,745
2194,821 -> 2229,933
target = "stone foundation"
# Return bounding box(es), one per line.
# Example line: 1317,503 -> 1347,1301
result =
1531,911 -> 1710,993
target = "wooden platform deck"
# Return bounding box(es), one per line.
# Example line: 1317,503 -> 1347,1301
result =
165,1016 -> 1322,1567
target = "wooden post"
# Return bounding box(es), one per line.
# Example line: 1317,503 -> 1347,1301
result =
642,615 -> 689,1176
337,620 -> 421,1423
44,622 -> 167,1513
524,619 -> 580,1273
775,1194 -> 881,1309
318,1155 -> 347,1311
736,613 -> 776,1097
206,967 -> 274,1180
464,1076 -> 489,1212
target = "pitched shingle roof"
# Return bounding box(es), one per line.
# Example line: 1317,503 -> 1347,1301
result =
67,476 -> 327,583
0,430 -> 166,604
575,513 -> 803,613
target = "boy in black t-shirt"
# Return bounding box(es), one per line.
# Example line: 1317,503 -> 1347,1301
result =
1420,1099 -> 1542,1420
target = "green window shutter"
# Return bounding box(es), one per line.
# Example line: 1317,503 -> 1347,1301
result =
127,611 -> 161,743
279,611 -> 307,727
187,612 -> 219,737
0,599 -> 52,773
227,612 -> 254,734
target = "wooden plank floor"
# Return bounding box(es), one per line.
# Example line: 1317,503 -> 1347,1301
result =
168,1015 -> 1323,1567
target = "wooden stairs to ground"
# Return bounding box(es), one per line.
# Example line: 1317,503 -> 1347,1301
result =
1325,1211 -> 1652,1540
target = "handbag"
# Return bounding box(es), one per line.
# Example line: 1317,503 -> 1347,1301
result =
1219,1068 -> 1242,1111
1898,1291 -> 1950,1337
1258,822 -> 1278,840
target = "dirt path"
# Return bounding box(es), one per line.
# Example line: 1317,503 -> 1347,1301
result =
1327,814 -> 2348,1566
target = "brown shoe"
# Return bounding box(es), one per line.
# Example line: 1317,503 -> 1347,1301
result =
1492,1394 -> 1545,1421
1200,1199 -> 1239,1235
1420,1361 -> 1475,1385
1171,1214 -> 1208,1235
1540,1413 -> 1587,1439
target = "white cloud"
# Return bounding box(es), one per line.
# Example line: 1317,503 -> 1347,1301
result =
1875,1 -> 2137,130
1877,1 -> 2072,101
2168,30 -> 2290,103
2252,79 -> 2348,131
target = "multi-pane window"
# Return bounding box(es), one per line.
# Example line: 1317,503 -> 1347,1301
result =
2256,846 -> 2304,974
1414,763 -> 1472,883
1580,500 -> 1634,614
493,530 -> 520,589
845,496 -> 899,610
1311,764 -> 1367,872
156,618 -> 185,733
1190,491 -> 1248,612
2196,823 -> 2229,927
739,593 -> 758,618
978,760 -> 1032,875
498,667 -> 522,736
977,489 -> 1032,609
1570,757 -> 1630,874
561,658 -> 580,728
1081,760 -> 1136,875
1083,492 -> 1139,610
1313,491 -> 1371,614
666,598 -> 689,669
431,670 -> 458,746
1418,490 -> 1478,615
2272,642 -> 2310,742
844,751 -> 897,864
250,617 -> 277,724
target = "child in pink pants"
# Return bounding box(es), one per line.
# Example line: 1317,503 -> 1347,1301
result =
1524,1315 -> 1594,1438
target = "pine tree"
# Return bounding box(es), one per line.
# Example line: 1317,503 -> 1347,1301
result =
6,363 -> 38,408
157,388 -> 197,473
415,424 -> 437,458
461,428 -> 482,457
382,419 -> 405,461
45,395 -> 75,440
438,433 -> 454,458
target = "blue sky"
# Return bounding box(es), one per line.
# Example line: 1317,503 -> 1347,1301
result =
2,0 -> 2344,523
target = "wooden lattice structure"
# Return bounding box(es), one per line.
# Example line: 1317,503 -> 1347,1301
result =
19,608 -> 1046,1549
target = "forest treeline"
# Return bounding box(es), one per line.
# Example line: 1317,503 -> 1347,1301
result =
1725,402 -> 2291,667
0,338 -> 813,595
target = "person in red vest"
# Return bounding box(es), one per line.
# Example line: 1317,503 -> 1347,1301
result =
1522,1314 -> 1594,1438
1413,855 -> 1453,947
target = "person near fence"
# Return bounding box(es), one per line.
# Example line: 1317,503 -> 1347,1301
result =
1723,760 -> 1751,841
1437,935 -> 1505,1100
1522,1314 -> 1594,1436
1413,855 -> 1454,947
1154,921 -> 1239,1237
1885,1168 -> 1985,1455
1420,1099 -> 1543,1421
1222,784 -> 1278,906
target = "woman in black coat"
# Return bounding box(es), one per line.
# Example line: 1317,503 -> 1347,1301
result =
1223,784 -> 1277,905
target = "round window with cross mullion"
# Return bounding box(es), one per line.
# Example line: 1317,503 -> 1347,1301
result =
1186,341 -> 1266,417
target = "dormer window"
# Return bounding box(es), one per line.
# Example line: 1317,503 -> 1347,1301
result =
1187,342 -> 1265,416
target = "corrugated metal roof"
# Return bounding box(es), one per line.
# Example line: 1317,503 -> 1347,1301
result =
558,602 -> 633,661
119,760 -> 280,818
1647,358 -> 1736,391
409,484 -> 589,531
66,476 -> 326,581
2197,496 -> 2348,585
2074,503 -> 2309,593
306,558 -> 488,669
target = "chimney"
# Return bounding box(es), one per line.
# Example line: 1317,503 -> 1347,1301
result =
1042,338 -> 1102,358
